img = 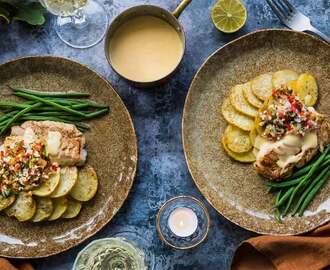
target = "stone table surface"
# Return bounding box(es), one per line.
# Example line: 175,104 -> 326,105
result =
0,0 -> 329,269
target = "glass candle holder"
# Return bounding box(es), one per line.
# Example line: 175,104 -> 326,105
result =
156,196 -> 210,250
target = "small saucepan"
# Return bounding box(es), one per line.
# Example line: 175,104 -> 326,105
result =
104,0 -> 192,87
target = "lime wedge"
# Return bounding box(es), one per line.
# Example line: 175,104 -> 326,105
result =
211,0 -> 247,33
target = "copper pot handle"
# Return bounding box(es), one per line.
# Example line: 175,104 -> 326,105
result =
172,0 -> 192,18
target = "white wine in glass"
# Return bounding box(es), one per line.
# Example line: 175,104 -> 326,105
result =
40,0 -> 108,49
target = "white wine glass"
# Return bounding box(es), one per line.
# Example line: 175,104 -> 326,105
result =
39,0 -> 108,49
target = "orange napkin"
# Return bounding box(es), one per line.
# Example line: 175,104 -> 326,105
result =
231,223 -> 330,270
0,259 -> 34,270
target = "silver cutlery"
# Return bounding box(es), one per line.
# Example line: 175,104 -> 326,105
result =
266,0 -> 330,43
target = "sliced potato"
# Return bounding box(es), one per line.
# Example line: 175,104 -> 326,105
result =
5,192 -> 36,222
221,97 -> 255,131
251,73 -> 273,100
62,199 -> 82,219
70,166 -> 98,202
50,167 -> 78,198
33,168 -> 60,197
249,128 -> 257,146
224,125 -> 252,153
32,197 -> 53,222
0,195 -> 16,211
243,82 -> 263,108
221,137 -> 256,163
230,83 -> 258,117
48,197 -> 68,221
272,69 -> 298,89
296,73 -> 318,106
287,80 -> 298,92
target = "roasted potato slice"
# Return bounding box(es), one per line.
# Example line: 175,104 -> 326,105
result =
249,128 -> 257,146
70,166 -> 98,202
221,137 -> 255,163
230,83 -> 258,117
50,167 -> 78,198
5,192 -> 36,222
243,82 -> 263,108
33,168 -> 60,197
221,97 -> 255,131
62,199 -> 82,219
32,197 -> 53,222
287,80 -> 298,92
251,73 -> 273,101
0,195 -> 16,211
296,73 -> 318,106
48,197 -> 68,221
272,69 -> 298,89
224,125 -> 252,153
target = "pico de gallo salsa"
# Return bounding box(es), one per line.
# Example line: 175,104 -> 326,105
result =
0,140 -> 58,198
258,87 -> 319,141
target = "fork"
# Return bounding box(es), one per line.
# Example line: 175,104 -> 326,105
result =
266,0 -> 330,43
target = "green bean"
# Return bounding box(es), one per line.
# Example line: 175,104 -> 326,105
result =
298,169 -> 330,216
0,110 -> 19,122
291,167 -> 330,216
71,104 -> 93,110
21,116 -> 85,123
0,103 -> 42,135
282,145 -> 330,216
268,175 -> 305,188
275,186 -> 294,208
274,192 -> 283,222
275,190 -> 282,205
23,112 -> 72,117
10,86 -> 90,98
85,108 -> 109,118
13,92 -> 88,118
0,101 -> 35,110
23,112 -> 88,118
0,118 -> 11,128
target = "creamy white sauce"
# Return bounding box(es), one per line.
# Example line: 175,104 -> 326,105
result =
47,131 -> 62,155
254,132 -> 318,169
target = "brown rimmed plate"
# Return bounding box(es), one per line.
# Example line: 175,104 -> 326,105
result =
0,56 -> 137,257
182,29 -> 330,235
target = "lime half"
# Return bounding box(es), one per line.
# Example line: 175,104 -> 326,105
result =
211,0 -> 247,33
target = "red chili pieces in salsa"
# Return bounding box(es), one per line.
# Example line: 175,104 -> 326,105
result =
259,87 -> 318,140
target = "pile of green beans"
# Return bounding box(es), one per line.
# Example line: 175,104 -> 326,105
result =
268,144 -> 330,221
0,86 -> 109,134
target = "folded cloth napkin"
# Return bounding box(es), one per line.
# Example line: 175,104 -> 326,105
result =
0,259 -> 34,270
231,222 -> 330,270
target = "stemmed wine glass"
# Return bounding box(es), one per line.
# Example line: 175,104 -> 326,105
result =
39,0 -> 108,49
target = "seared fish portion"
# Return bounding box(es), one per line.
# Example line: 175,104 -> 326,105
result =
10,121 -> 87,166
254,119 -> 330,181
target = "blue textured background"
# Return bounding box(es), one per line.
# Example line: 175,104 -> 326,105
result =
0,0 -> 329,269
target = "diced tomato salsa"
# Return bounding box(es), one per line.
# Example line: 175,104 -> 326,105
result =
259,87 -> 318,140
0,140 -> 58,197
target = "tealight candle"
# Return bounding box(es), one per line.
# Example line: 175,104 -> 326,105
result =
167,207 -> 198,237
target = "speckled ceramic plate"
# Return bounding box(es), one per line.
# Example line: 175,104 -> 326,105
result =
183,29 -> 330,235
0,56 -> 137,257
